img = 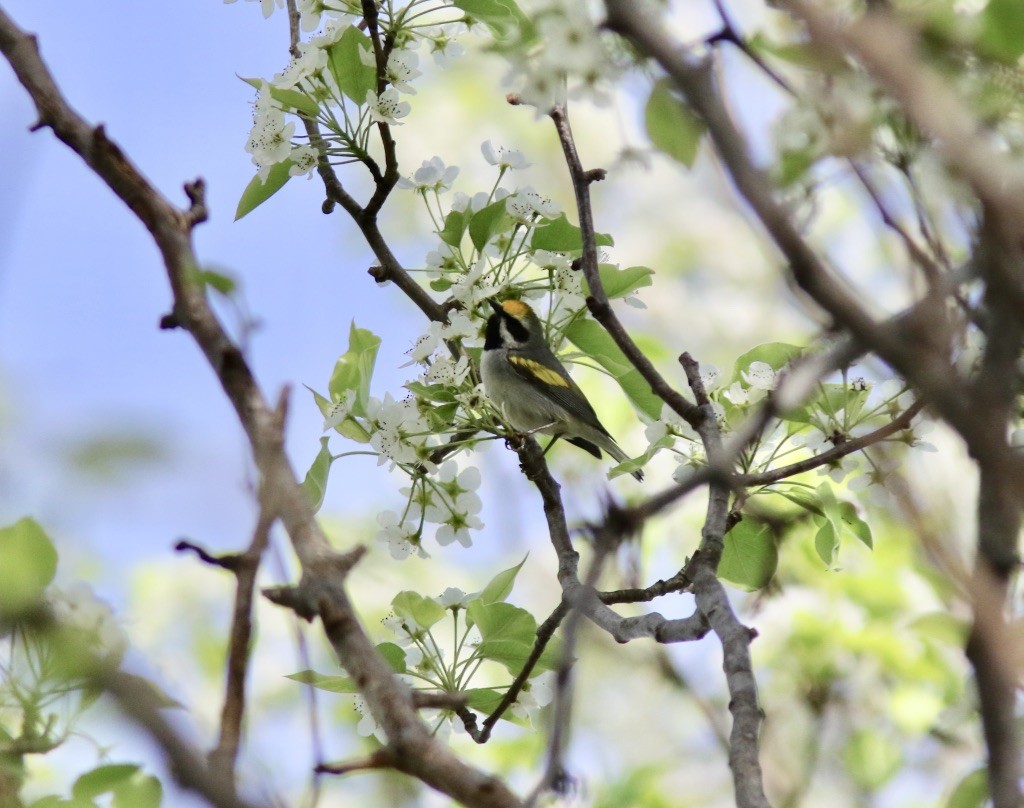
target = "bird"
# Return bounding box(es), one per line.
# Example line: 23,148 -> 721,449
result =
480,298 -> 643,481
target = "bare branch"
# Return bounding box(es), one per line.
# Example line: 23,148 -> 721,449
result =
0,10 -> 522,806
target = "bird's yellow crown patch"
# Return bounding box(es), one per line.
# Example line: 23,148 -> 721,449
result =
502,299 -> 534,318
509,354 -> 570,387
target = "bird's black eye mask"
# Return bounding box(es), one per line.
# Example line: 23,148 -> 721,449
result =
484,311 -> 530,349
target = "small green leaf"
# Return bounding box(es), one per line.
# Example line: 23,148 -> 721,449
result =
909,612 -> 969,647
469,197 -> 512,251
946,767 -> 988,808
464,687 -> 506,714
588,264 -> 653,299
391,591 -> 446,629
814,518 -> 839,568
73,765 -> 140,799
239,76 -> 320,117
452,0 -> 536,45
838,501 -> 872,549
730,342 -> 802,383
439,209 -> 468,247
112,774 -> 162,808
287,669 -> 359,693
326,26 -> 377,103
466,601 -> 536,643
235,160 -> 293,221
979,0 -> 1024,61
301,436 -> 333,513
375,642 -> 408,674
529,213 -> 613,253
765,485 -> 824,517
718,518 -> 777,591
0,517 -> 57,614
563,319 -> 662,420
306,386 -> 371,443
328,322 -> 382,417
405,381 -> 457,403
194,268 -> 237,296
476,639 -> 534,674
842,730 -> 902,790
478,556 -> 528,604
644,78 -> 706,167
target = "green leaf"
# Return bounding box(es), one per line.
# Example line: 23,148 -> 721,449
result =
326,26 -> 377,103
814,518 -> 839,567
765,485 -> 824,517
439,209 -> 468,247
644,78 -> 706,167
476,639 -> 534,674
777,147 -> 817,188
328,322 -> 382,417
910,612 -> 969,647
842,730 -> 902,790
946,767 -> 988,808
0,517 -> 57,614
287,669 -> 359,693
235,160 -> 293,221
391,591 -> 446,629
718,518 -> 777,591
452,0 -> 536,45
478,556 -> 528,604
375,642 -> 408,674
730,342 -> 803,383
979,0 -> 1024,61
529,213 -> 613,253
838,501 -> 873,549
463,687 -> 506,714
587,264 -> 653,299
193,268 -> 237,296
73,765 -> 140,799
466,601 -> 536,643
112,775 -> 161,808
469,197 -> 512,251
239,76 -> 319,117
301,436 -> 333,513
405,381 -> 457,403
306,386 -> 371,443
563,319 -> 662,420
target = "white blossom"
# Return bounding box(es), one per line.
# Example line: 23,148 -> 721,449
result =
481,140 -> 531,171
506,187 -> 561,223
366,87 -> 411,126
741,361 -> 777,391
386,50 -> 422,94
398,156 -> 459,193
323,389 -> 357,430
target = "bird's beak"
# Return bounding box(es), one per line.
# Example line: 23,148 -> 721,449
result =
488,299 -> 503,315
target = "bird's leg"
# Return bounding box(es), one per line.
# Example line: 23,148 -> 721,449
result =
541,435 -> 561,457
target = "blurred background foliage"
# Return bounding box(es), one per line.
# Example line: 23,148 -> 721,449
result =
1,0 -> 1012,805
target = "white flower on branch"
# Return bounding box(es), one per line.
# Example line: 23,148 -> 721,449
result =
482,140 -> 531,171
386,50 -> 422,94
366,87 -> 411,126
398,156 -> 459,193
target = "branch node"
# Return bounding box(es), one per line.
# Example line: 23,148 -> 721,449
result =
583,168 -> 607,184
174,539 -> 245,572
585,294 -> 609,318
321,196 -> 335,214
263,547 -> 368,621
183,178 -> 208,227
368,264 -> 388,283
159,311 -> 182,330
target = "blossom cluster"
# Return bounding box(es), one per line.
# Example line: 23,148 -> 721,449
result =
230,0 -> 466,180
